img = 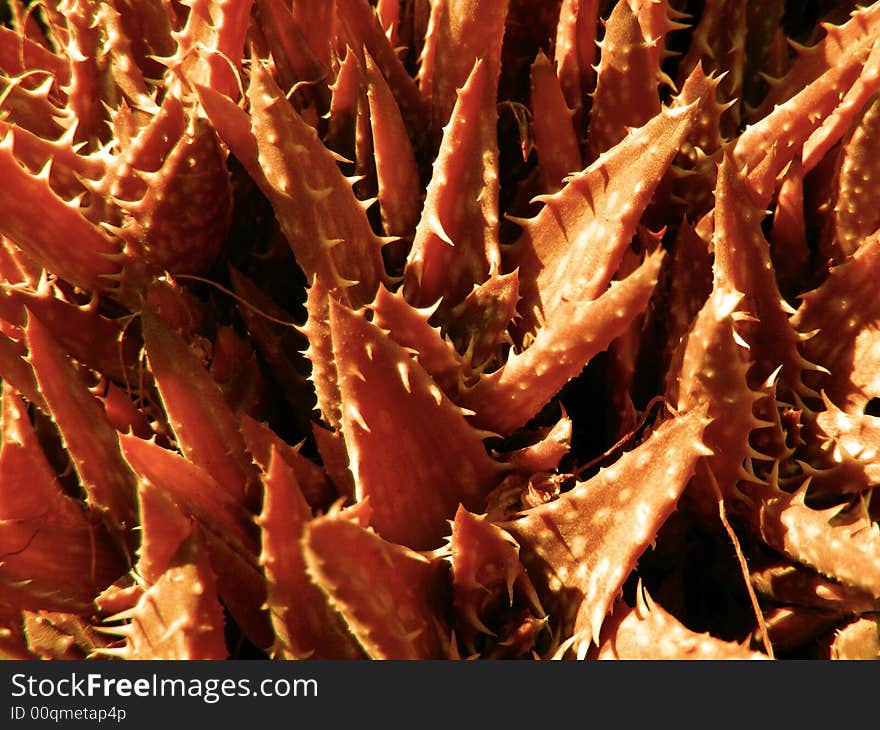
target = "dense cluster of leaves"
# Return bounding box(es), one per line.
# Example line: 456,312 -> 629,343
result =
1,0 -> 879,660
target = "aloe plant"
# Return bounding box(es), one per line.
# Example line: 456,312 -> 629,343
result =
1,0 -> 879,660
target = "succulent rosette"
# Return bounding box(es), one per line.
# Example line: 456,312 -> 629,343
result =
0,0 -> 878,660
